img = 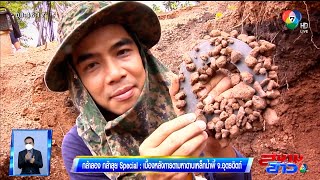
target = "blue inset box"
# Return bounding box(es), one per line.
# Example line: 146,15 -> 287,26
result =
9,129 -> 52,176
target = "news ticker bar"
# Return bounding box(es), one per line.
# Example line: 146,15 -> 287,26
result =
71,156 -> 253,173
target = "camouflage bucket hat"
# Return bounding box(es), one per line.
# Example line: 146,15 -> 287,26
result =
44,1 -> 161,92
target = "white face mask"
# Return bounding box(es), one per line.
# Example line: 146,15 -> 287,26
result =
25,144 -> 33,150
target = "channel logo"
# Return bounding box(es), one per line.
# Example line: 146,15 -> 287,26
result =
282,10 -> 302,30
299,164 -> 308,173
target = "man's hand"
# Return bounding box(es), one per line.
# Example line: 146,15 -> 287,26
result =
139,71 -> 239,179
25,152 -> 32,161
30,156 -> 35,164
139,113 -> 208,180
169,71 -> 237,157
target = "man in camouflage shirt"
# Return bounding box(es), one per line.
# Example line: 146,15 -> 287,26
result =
44,1 -> 251,180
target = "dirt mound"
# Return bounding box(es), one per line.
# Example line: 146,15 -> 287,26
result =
1,1 -> 319,179
0,44 -> 78,179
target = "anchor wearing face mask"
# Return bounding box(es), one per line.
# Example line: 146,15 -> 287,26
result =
18,136 -> 43,175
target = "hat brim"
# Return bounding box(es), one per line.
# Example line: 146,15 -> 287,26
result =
44,1 -> 161,92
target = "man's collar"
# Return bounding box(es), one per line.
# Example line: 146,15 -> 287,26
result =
27,149 -> 34,153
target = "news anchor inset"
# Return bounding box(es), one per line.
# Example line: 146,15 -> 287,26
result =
18,136 -> 43,174
9,129 -> 52,176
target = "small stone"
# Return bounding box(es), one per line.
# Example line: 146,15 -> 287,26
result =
259,68 -> 267,75
230,30 -> 238,37
197,102 -> 205,109
237,34 -> 249,42
179,73 -> 185,82
203,35 -> 211,40
213,102 -> 220,110
244,101 -> 252,108
229,125 -> 240,138
231,82 -> 256,100
207,121 -> 215,130
215,121 -> 224,132
221,129 -> 230,138
263,57 -> 272,70
230,73 -> 241,86
175,91 -> 186,100
245,122 -> 252,130
210,30 -> 221,37
219,111 -> 229,121
231,103 -> 240,110
252,95 -> 267,109
221,40 -> 228,47
241,72 -> 254,84
245,107 -> 253,115
263,108 -> 280,125
225,114 -> 236,129
250,47 -> 260,58
216,55 -> 227,68
245,55 -> 258,68
183,53 -> 193,64
221,31 -> 230,38
247,36 -> 256,43
249,41 -> 259,48
200,54 -> 209,61
230,50 -> 242,64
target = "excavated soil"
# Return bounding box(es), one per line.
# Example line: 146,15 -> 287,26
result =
0,1 -> 319,179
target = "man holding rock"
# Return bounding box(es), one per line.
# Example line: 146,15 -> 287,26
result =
44,1 -> 277,179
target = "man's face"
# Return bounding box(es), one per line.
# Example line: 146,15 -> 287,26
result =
25,138 -> 34,146
72,24 -> 146,115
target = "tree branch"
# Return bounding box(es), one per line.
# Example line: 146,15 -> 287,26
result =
303,1 -> 320,49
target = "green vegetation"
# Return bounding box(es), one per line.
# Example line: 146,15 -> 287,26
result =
152,1 -> 199,13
